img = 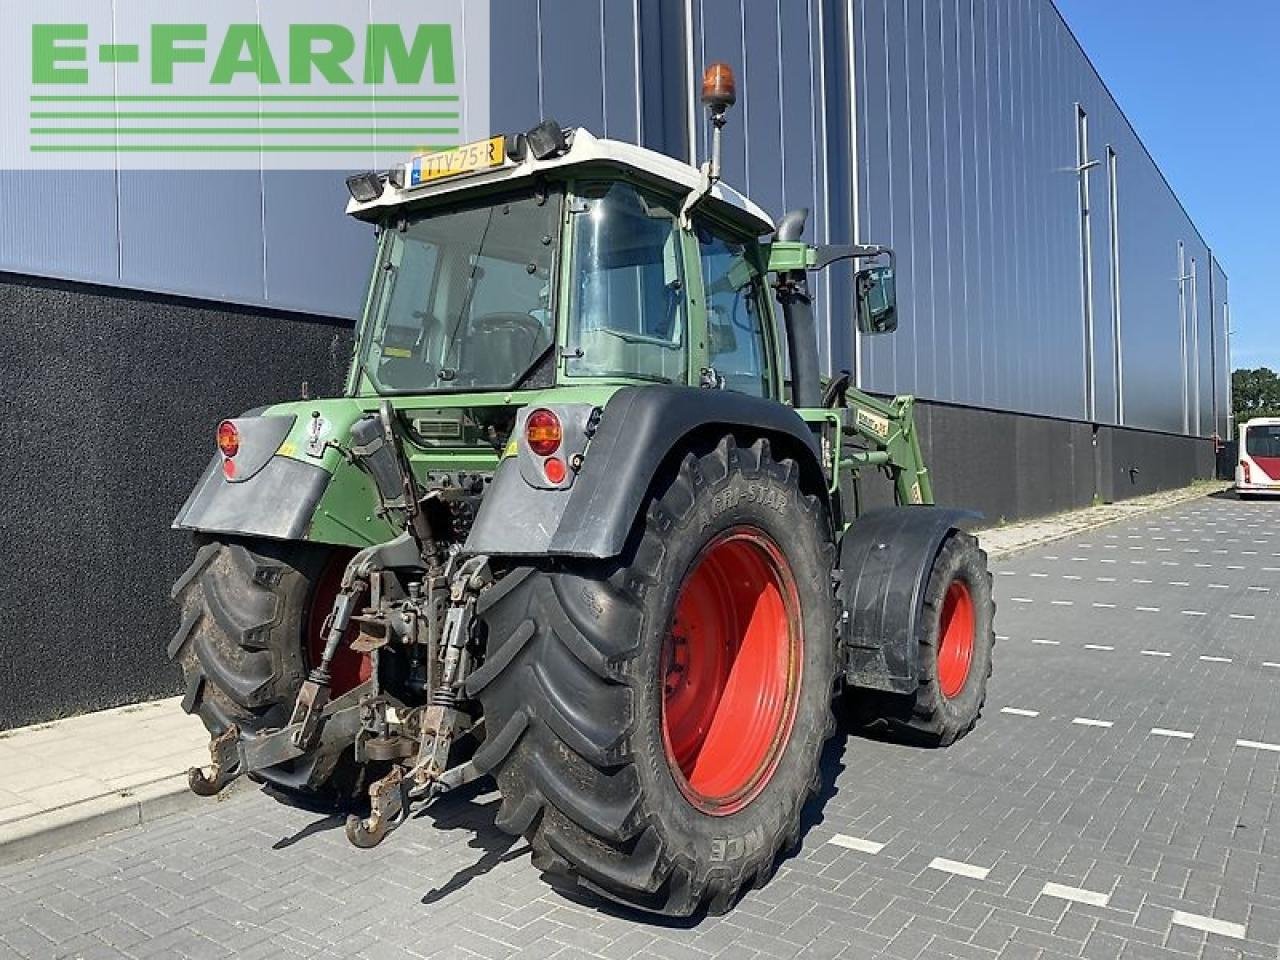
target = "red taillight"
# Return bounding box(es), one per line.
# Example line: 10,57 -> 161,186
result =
543,456 -> 567,484
1241,460 -> 1252,484
217,420 -> 240,458
221,458 -> 237,480
526,409 -> 562,456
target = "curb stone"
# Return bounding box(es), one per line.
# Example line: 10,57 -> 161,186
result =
0,773 -> 247,868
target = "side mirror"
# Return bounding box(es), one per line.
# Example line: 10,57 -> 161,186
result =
855,265 -> 897,335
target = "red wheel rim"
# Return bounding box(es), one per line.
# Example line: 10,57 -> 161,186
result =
937,580 -> 975,699
306,550 -> 372,697
660,528 -> 803,817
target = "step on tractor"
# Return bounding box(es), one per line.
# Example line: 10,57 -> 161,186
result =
172,64 -> 996,916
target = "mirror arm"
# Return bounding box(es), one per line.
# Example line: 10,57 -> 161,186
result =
811,243 -> 893,271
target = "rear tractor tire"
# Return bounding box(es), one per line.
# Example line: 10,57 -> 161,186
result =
471,436 -> 839,916
880,531 -> 995,747
169,536 -> 370,807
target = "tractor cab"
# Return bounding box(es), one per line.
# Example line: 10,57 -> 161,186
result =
343,123 -> 785,403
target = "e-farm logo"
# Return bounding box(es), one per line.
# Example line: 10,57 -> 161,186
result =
4,2 -> 488,170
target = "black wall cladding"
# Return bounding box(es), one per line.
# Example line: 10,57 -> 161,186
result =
0,271 -> 1215,727
0,272 -> 353,729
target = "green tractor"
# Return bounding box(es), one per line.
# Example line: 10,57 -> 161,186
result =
171,64 -> 995,917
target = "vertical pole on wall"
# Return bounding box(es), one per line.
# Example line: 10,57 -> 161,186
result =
846,0 -> 862,389
1106,146 -> 1123,425
684,0 -> 697,165
1190,259 -> 1200,437
1177,241 -> 1188,434
1075,104 -> 1097,423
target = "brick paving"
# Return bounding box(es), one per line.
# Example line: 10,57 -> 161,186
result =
1,493 -> 1277,959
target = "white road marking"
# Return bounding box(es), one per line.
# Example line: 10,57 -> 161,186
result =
1199,656 -> 1232,663
1039,882 -> 1111,907
1099,559 -> 1117,564
1132,578 -> 1153,584
1140,649 -> 1171,658
1130,560 -> 1148,565
928,857 -> 990,881
1248,586 -> 1271,592
1195,563 -> 1212,568
1001,707 -> 1040,717
1169,581 -> 1189,586
1084,644 -> 1114,651
1043,555 -> 1059,560
1264,567 -> 1280,573
1092,602 -> 1116,609
1063,575 -> 1082,581
1208,584 -> 1230,590
1227,565 -> 1245,570
1263,662 -> 1280,669
1136,606 -> 1160,613
1096,577 -> 1116,582
1181,610 -> 1207,617
1229,614 -> 1256,621
1030,572 -> 1048,578
1160,561 -> 1180,566
829,834 -> 885,854
996,634 -> 1010,641
1237,739 -> 1280,753
1151,728 -> 1194,739
997,571 -> 1017,576
1170,911 -> 1247,940
1031,638 -> 1061,645
1011,597 -> 1034,604
1051,600 -> 1074,606
1073,717 -> 1114,728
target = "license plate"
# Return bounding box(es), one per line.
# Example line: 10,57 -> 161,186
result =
410,136 -> 506,186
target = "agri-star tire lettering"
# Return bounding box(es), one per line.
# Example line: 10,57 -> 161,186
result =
169,537 -> 366,806
886,531 -> 995,746
470,437 -> 838,916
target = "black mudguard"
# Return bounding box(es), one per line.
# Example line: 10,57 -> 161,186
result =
839,507 -> 981,695
465,385 -> 827,559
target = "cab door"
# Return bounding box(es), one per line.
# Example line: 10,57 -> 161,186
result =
690,216 -> 782,401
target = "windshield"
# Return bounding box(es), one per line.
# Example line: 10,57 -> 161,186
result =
1246,424 -> 1280,459
356,188 -> 560,394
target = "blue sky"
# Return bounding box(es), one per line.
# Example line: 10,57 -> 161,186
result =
1054,0 -> 1279,372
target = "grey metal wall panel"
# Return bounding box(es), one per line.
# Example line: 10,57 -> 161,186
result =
261,172 -> 375,319
0,172 -> 120,285
488,0 -> 543,134
118,171 -> 265,305
1210,258 -> 1229,438
539,0 -> 608,132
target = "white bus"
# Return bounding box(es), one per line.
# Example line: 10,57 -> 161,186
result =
1237,417 -> 1280,499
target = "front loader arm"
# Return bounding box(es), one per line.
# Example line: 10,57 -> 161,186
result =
837,389 -> 934,508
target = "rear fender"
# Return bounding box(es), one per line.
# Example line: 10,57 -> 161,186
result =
465,385 -> 827,559
838,507 -> 981,695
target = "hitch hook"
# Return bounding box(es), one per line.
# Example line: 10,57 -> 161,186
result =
188,725 -> 241,797
344,767 -> 410,848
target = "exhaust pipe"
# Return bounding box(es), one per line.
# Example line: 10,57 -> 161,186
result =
774,208 -> 821,409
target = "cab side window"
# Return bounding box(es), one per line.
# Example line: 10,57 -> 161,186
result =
696,221 -> 773,397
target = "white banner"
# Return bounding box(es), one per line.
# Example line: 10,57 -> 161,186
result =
0,0 -> 490,169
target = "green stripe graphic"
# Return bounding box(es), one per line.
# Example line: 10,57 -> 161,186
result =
31,95 -> 460,103
31,112 -> 460,120
31,128 -> 460,136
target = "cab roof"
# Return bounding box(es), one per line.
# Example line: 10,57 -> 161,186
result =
345,128 -> 774,236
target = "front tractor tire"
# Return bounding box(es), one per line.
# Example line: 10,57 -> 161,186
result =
471,437 -> 838,916
169,537 -> 368,807
881,531 -> 995,747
